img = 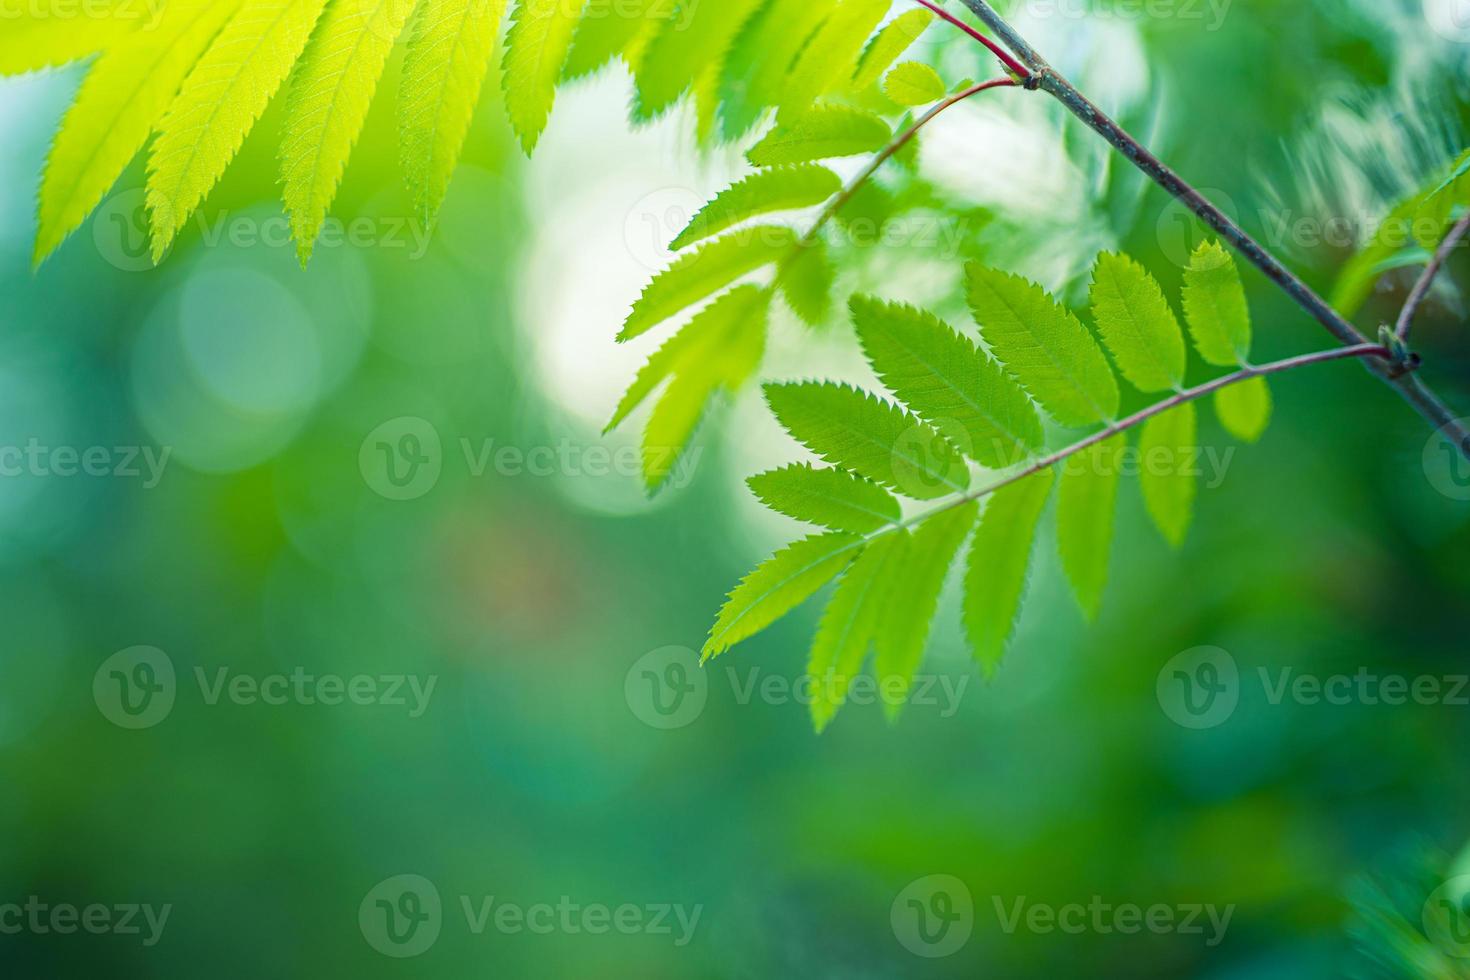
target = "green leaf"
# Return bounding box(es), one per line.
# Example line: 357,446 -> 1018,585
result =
609,284 -> 771,431
746,105 -> 891,166
147,0 -> 331,262
809,531 -> 905,732
780,0 -> 889,119
400,0 -> 504,222
620,225 -> 796,341
965,263 -> 1120,427
1138,401 -> 1197,547
875,501 -> 977,717
1088,251 -> 1186,393
704,530 -> 866,659
633,0 -> 760,120
1056,435 -> 1123,620
562,0 -> 655,80
282,0 -> 416,265
882,61 -> 944,106
764,381 -> 970,500
1214,377 -> 1271,444
718,0 -> 836,139
502,0 -> 583,154
672,165 -> 840,250
0,9 -> 139,76
777,239 -> 834,326
748,463 -> 901,533
1181,240 -> 1251,367
851,8 -> 932,90
849,295 -> 1043,469
963,467 -> 1054,674
33,0 -> 241,267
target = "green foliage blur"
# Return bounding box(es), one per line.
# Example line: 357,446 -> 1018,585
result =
1,0 -> 1468,976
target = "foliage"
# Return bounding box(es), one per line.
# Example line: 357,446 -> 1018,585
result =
704,246 -> 1274,729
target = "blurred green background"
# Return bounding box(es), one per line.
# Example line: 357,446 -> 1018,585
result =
2,0 -> 1469,976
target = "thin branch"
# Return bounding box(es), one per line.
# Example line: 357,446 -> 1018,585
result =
1396,211 -> 1470,341
898,343 -> 1392,530
800,77 -> 1018,247
937,0 -> 1470,458
911,0 -> 1031,80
